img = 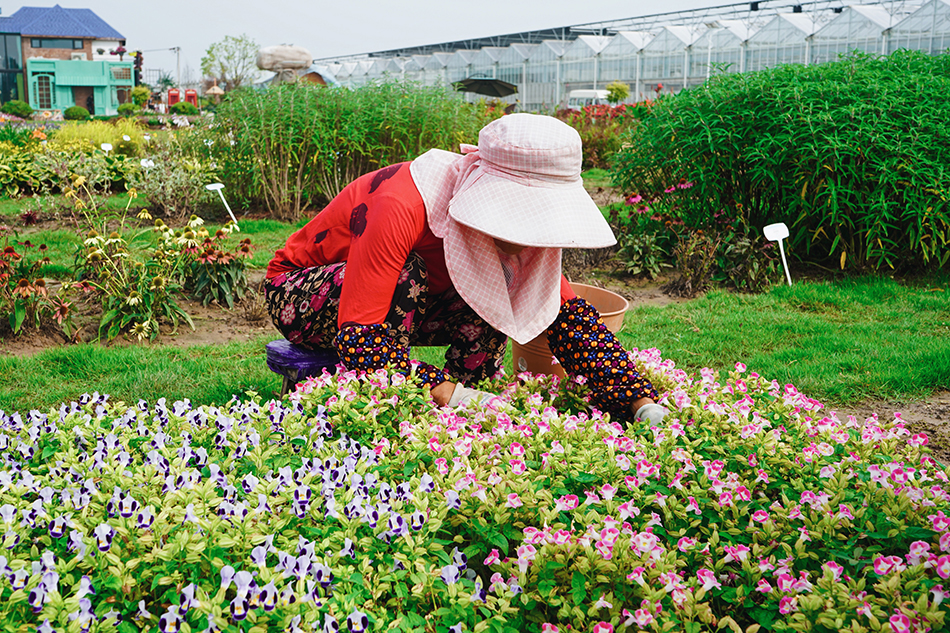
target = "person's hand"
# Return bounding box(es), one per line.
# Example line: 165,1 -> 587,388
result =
448,383 -> 496,407
634,402 -> 668,425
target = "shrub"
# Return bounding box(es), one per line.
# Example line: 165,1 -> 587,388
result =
0,230 -> 74,336
131,84 -> 150,107
170,101 -> 200,116
0,99 -> 32,119
124,134 -> 217,219
554,104 -> 633,170
605,80 -> 630,104
75,210 -> 195,341
611,50 -> 950,273
664,230 -> 720,298
63,105 -> 90,121
116,102 -> 138,117
48,118 -> 149,156
184,225 -> 253,309
209,81 -> 498,220
3,353 -> 948,631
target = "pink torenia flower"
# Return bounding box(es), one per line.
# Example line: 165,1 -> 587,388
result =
600,484 -> 617,501
508,459 -> 526,475
930,511 -> 950,532
751,510 -> 770,522
756,578 -> 772,593
935,555 -> 950,579
677,537 -> 696,552
505,493 -> 523,509
696,569 -> 720,591
633,609 -> 654,626
889,613 -> 912,633
555,495 -> 579,511
484,549 -> 501,566
541,625 -> 559,633
592,623 -> 614,633
718,492 -> 734,507
508,442 -> 525,457
778,596 -> 798,614
822,561 -> 844,581
627,567 -> 646,586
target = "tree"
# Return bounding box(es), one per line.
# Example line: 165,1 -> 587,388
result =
605,81 -> 630,104
200,34 -> 260,91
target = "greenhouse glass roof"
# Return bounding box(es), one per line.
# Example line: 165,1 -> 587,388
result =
528,40 -> 568,61
562,35 -> 612,60
601,31 -> 656,57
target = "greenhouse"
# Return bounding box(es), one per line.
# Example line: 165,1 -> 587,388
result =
745,13 -> 819,72
888,0 -> 950,53
319,0 -> 950,108
560,35 -> 612,93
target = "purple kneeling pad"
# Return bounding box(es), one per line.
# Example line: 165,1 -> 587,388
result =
265,339 -> 339,396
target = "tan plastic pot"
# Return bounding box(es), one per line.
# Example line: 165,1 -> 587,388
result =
511,282 -> 629,378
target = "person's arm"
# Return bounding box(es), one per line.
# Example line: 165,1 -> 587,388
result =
546,296 -> 662,420
329,187 -> 453,400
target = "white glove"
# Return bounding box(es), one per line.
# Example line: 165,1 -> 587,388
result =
448,383 -> 496,407
634,403 -> 669,425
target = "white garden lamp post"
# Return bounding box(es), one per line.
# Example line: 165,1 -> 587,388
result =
205,183 -> 239,229
763,222 -> 792,286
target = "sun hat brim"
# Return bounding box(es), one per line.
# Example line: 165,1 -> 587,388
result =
448,169 -> 617,249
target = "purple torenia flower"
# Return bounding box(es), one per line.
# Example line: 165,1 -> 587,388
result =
93,523 -> 115,552
347,610 -> 369,633
441,564 -> 460,585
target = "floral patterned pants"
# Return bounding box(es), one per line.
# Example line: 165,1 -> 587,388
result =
264,253 -> 508,385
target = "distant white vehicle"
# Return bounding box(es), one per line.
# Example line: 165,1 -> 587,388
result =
566,89 -> 610,110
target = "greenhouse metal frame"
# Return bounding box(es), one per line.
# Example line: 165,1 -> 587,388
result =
318,0 -> 949,110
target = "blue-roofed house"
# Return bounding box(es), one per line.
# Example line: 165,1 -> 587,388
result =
0,4 -> 132,115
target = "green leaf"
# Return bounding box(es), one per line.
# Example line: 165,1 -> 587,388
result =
570,571 -> 586,606
538,579 -> 557,597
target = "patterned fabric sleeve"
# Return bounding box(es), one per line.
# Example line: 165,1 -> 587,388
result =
334,323 -> 447,389
546,297 -> 659,416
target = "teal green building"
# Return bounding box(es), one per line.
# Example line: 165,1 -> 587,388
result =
25,58 -> 132,116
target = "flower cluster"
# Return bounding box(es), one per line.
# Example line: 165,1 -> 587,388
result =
0,350 -> 947,632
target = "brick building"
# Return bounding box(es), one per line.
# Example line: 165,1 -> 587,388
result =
0,4 -> 132,115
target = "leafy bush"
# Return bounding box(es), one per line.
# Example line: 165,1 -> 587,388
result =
116,102 -> 137,117
75,212 -> 194,341
0,99 -> 32,119
617,231 -> 671,279
554,104 -> 633,170
48,118 -> 149,156
611,50 -> 950,272
63,105 -> 90,121
183,220 -> 253,308
209,81 -> 498,220
170,101 -> 200,116
1,353 -> 948,631
664,230 -> 721,298
605,80 -> 630,104
0,124 -> 36,148
717,234 -> 781,293
0,230 -> 74,336
125,134 -> 217,219
131,84 -> 151,107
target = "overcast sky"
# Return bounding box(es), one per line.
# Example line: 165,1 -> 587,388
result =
1,0 -> 717,78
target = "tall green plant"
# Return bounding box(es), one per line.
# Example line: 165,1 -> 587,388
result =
210,82 -> 497,220
611,50 -> 950,272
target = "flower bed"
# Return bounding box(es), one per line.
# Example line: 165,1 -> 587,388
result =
1,350 -> 947,632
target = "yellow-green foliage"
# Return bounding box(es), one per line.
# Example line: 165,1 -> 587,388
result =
48,119 -> 149,156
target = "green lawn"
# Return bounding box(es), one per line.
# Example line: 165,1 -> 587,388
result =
1,192 -> 947,413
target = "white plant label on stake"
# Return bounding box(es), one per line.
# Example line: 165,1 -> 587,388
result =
205,183 -> 239,230
763,222 -> 792,286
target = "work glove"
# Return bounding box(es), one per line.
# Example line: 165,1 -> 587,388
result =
634,403 -> 669,425
448,383 -> 496,407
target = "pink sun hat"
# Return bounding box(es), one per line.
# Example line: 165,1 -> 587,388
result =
410,114 -> 616,345
449,113 -> 616,248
